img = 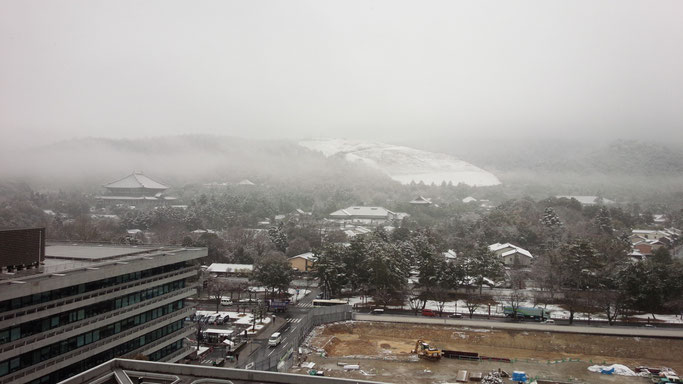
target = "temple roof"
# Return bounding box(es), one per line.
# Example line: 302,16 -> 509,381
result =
104,172 -> 168,190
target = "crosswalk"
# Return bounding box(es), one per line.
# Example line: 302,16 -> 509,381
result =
286,317 -> 302,324
296,302 -> 313,308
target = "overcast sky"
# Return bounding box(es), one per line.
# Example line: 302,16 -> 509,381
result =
1,0 -> 682,150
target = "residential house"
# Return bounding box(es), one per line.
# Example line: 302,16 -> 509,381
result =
288,252 -> 315,272
488,242 -> 533,267
409,196 -> 432,205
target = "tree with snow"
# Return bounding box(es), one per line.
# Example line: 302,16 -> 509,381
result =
595,206 -> 613,235
268,222 -> 289,253
251,251 -> 293,301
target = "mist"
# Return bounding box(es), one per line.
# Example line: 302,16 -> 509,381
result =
1,0 -> 683,152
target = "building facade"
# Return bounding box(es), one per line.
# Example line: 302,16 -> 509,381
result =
0,229 -> 206,384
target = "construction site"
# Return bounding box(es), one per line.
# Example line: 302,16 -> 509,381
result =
291,321 -> 683,384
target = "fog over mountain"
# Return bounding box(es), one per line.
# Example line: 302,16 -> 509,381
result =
1,135 -> 681,201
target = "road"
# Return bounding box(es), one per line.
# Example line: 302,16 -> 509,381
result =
238,285 -> 321,369
354,313 -> 683,339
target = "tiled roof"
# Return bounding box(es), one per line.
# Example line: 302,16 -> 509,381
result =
104,172 -> 168,190
330,206 -> 395,218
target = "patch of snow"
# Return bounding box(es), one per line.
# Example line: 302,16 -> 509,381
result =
588,364 -> 648,377
299,139 -> 501,187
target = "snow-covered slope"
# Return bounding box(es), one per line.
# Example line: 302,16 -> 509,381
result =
299,139 -> 501,186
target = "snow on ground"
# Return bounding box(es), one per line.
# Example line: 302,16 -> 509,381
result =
288,288 -> 311,302
195,310 -> 272,329
349,297 -> 683,323
632,314 -> 683,323
588,364 -> 648,377
299,139 -> 501,187
196,346 -> 210,356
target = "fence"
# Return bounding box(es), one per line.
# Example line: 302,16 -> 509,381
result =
247,304 -> 352,372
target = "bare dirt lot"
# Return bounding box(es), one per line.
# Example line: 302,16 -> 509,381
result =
291,321 -> 683,384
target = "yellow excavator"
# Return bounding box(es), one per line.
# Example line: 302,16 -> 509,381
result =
412,339 -> 442,360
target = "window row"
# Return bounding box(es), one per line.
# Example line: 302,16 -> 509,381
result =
0,280 -> 185,345
27,320 -> 185,384
0,300 -> 184,377
0,262 -> 187,313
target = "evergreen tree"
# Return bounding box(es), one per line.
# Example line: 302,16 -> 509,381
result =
595,206 -> 614,235
268,222 -> 289,253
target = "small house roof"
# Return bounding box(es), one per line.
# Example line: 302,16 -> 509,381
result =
489,242 -> 533,258
410,196 -> 432,204
289,252 -> 315,261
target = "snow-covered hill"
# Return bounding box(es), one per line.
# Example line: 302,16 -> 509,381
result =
299,139 -> 501,186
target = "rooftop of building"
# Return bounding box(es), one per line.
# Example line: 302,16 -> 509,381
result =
104,171 -> 169,190
59,358 -> 383,384
329,206 -> 395,218
1,242 -> 204,284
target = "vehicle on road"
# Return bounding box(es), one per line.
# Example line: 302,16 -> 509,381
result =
503,306 -> 551,321
268,332 -> 282,347
221,298 -> 233,306
448,312 -> 463,318
422,309 -> 437,317
542,319 -> 555,324
312,299 -> 348,307
371,308 -> 384,315
269,300 -> 289,313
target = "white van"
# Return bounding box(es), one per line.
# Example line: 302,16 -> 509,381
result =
221,298 -> 233,306
268,332 -> 282,347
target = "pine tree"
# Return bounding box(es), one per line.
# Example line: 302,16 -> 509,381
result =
595,207 -> 613,235
267,222 -> 289,252
540,207 -> 563,230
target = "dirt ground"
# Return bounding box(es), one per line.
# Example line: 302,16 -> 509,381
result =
291,321 -> 683,384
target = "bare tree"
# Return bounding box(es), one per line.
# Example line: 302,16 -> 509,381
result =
406,285 -> 427,315
206,278 -> 229,312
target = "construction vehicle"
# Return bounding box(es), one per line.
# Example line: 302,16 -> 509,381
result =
412,339 -> 442,360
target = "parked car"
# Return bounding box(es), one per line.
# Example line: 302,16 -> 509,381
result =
421,309 -> 437,317
222,315 -> 231,324
371,308 -> 384,315
448,313 -> 463,318
541,319 -> 555,324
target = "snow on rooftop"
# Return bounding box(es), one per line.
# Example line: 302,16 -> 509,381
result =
289,252 -> 315,260
104,172 -> 169,190
206,263 -> 253,273
489,243 -> 533,258
330,206 -> 395,218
